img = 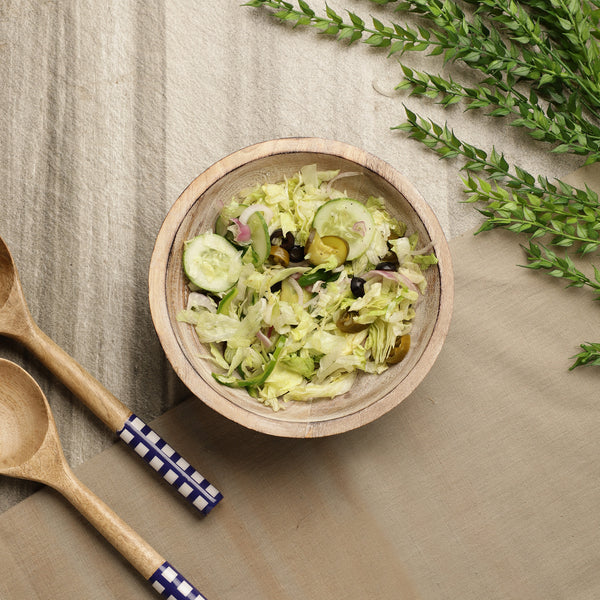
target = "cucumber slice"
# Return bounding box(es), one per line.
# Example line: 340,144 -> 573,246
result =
247,211 -> 271,266
183,233 -> 242,293
214,214 -> 229,238
311,198 -> 375,260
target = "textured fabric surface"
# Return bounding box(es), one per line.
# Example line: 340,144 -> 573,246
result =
0,226 -> 598,599
1,1 -> 599,598
0,3 -> 583,503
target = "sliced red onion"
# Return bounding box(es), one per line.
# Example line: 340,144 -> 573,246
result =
326,171 -> 361,195
364,270 -> 396,281
239,204 -> 273,226
231,217 -> 251,243
395,272 -> 420,293
364,270 -> 419,293
352,220 -> 367,237
256,330 -> 273,349
287,275 -> 305,305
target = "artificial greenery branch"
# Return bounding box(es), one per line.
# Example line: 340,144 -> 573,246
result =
569,342 -> 600,369
374,0 -> 600,113
380,0 -> 600,159
464,0 -> 600,81
246,0 -> 600,160
522,242 -> 600,297
247,0 -> 600,368
395,109 -> 600,254
396,65 -> 600,160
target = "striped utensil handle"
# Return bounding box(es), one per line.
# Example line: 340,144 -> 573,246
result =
150,562 -> 208,599
117,414 -> 222,515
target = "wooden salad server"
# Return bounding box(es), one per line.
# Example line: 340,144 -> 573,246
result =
0,235 -> 221,514
0,358 -> 208,599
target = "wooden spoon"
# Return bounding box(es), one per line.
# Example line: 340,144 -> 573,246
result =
0,358 -> 208,599
0,235 -> 221,514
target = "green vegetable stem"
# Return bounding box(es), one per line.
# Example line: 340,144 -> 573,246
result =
247,0 -> 600,370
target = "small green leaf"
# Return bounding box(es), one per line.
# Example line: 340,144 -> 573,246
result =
348,11 -> 364,28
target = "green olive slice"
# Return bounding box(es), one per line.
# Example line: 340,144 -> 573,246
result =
336,309 -> 369,333
305,228 -> 349,267
386,335 -> 411,364
269,245 -> 290,267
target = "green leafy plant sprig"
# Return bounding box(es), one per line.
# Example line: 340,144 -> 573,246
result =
522,242 -> 600,298
246,0 -> 600,369
397,110 -> 600,252
570,342 -> 600,369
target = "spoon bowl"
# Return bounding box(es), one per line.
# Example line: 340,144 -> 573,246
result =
0,359 -> 61,482
0,360 -> 49,470
0,358 -> 207,599
0,235 -> 31,341
0,236 -> 15,313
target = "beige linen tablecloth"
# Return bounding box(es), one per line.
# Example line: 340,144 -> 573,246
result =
2,1 -> 600,598
0,2 -> 583,498
0,223 -> 598,599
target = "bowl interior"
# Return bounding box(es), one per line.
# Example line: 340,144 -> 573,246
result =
151,141 -> 452,437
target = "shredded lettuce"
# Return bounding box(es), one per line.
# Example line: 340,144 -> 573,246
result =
178,166 -> 436,410
283,371 -> 357,401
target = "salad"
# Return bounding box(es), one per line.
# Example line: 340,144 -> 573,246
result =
177,165 -> 437,411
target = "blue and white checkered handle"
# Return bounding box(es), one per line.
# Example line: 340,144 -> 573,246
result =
150,562 -> 207,599
117,414 -> 222,515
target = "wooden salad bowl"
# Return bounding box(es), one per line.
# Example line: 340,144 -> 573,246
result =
149,138 -> 454,437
